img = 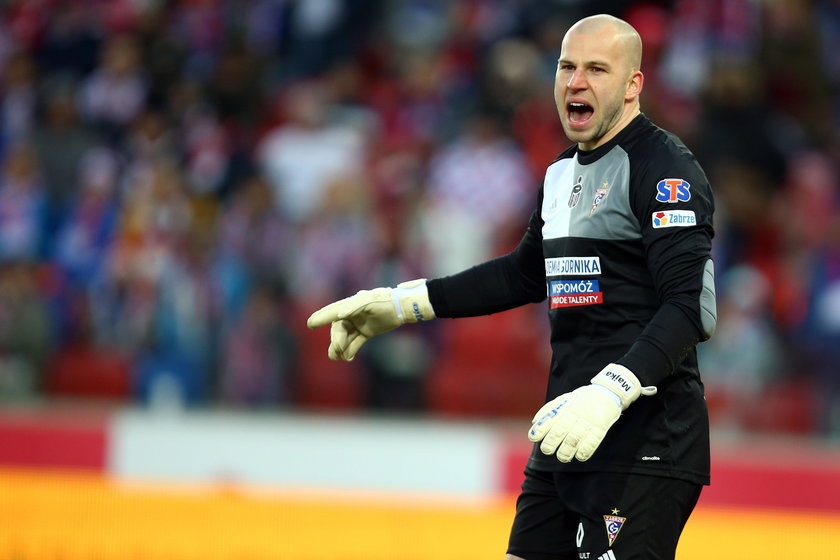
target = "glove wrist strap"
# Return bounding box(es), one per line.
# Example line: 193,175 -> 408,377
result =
391,279 -> 436,324
591,383 -> 623,409
591,363 -> 657,410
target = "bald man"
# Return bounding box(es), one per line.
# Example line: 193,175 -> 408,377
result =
308,14 -> 715,560
556,15 -> 643,150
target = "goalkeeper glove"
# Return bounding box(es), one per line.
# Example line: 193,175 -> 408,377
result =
306,279 -> 435,361
527,363 -> 657,463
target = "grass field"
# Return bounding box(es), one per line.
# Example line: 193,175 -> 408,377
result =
1,468 -> 838,560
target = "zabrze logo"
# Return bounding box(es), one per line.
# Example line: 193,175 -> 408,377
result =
652,210 -> 696,229
653,211 -> 668,227
655,178 -> 691,203
603,514 -> 626,547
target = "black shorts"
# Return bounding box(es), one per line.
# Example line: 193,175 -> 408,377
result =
507,468 -> 702,560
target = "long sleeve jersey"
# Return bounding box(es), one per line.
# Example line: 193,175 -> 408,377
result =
426,114 -> 716,484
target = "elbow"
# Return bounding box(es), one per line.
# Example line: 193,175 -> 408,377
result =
699,258 -> 717,340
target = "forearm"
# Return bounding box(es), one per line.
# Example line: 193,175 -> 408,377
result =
426,206 -> 546,318
616,302 -> 703,386
427,255 -> 544,318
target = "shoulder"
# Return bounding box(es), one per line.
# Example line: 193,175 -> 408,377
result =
625,118 -> 709,189
552,144 -> 578,165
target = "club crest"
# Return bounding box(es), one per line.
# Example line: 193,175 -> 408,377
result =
590,182 -> 610,216
603,512 -> 626,547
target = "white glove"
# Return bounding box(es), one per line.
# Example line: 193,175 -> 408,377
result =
306,279 -> 435,361
528,363 -> 657,463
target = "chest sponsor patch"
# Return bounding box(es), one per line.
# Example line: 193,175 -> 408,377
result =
545,256 -> 601,276
655,178 -> 691,203
549,279 -> 603,308
652,210 -> 696,228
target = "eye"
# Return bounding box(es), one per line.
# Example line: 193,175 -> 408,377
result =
590,67 -> 606,73
558,63 -> 574,71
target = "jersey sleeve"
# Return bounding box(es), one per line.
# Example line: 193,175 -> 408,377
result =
617,147 -> 717,386
426,190 -> 547,318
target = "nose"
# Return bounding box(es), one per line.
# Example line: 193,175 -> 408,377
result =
567,68 -> 587,91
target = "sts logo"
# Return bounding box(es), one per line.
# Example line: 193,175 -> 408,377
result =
655,178 -> 691,203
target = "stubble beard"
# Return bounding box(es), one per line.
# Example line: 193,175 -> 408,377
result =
561,94 -> 625,149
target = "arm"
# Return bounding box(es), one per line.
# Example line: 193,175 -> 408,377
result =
427,206 -> 547,318
307,189 -> 547,360
617,152 -> 717,385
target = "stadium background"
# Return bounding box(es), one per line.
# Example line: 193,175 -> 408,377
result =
0,0 -> 839,558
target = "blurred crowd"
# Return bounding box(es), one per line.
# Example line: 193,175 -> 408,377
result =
0,0 -> 839,437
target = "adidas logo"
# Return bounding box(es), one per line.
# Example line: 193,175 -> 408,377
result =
597,551 -> 617,560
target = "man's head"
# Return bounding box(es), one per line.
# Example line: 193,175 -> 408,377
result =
554,14 -> 644,151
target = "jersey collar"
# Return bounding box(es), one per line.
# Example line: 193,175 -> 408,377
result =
575,113 -> 649,165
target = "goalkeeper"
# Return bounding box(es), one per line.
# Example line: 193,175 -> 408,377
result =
309,14 -> 716,560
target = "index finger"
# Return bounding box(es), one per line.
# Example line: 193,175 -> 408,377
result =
307,300 -> 346,329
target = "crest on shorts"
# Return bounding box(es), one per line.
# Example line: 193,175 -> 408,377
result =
603,511 -> 626,547
590,182 -> 610,216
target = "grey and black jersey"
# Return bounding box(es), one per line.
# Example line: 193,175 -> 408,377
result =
427,114 -> 716,484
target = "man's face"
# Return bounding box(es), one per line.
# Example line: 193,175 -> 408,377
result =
554,26 -> 637,150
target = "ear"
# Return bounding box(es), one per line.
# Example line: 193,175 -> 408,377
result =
625,70 -> 644,101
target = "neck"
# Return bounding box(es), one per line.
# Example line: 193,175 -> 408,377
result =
579,105 -> 641,151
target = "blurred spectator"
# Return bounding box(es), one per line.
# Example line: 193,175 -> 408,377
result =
510,15 -> 571,175
257,79 -> 370,224
365,48 -> 459,152
0,142 -> 49,261
694,56 -> 787,278
216,174 -> 290,315
29,76 -> 101,212
50,146 -> 120,294
481,38 -> 544,115
1,51 -> 37,147
148,230 -> 219,391
761,0 -> 835,146
658,0 -> 762,100
35,3 -> 102,78
123,105 -> 179,167
288,173 -> 380,302
816,0 -> 840,132
359,238 -> 436,411
220,282 -> 297,407
770,152 -> 840,435
0,261 -> 52,401
421,109 -> 533,274
77,33 -> 148,142
182,108 -> 233,197
91,160 -> 193,356
205,40 -> 263,126
384,0 -> 450,51
279,0 -> 380,81
698,265 -> 785,428
171,0 -> 225,81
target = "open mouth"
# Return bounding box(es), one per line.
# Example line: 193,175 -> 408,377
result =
567,102 -> 594,126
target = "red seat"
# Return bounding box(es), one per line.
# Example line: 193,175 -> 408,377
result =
290,305 -> 364,410
427,307 -> 549,417
44,344 -> 132,399
739,378 -> 817,434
